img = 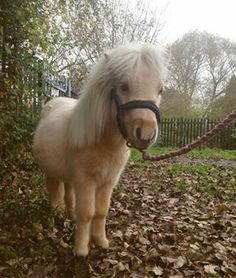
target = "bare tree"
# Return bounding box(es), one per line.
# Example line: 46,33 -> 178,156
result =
166,31 -> 236,117
168,31 -> 206,104
103,0 -> 167,47
210,75 -> 236,117
47,0 -> 167,89
201,35 -> 236,116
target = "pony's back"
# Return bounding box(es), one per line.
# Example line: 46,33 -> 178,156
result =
41,97 -> 76,119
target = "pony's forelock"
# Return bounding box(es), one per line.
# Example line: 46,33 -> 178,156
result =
68,44 -> 168,149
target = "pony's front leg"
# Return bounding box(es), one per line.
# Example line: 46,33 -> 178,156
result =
91,184 -> 113,249
73,181 -> 95,257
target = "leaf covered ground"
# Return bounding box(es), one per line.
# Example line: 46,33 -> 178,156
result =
0,151 -> 236,277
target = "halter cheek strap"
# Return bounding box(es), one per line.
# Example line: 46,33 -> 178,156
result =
111,89 -> 161,141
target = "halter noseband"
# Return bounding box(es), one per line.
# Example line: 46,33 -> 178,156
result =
111,89 -> 161,145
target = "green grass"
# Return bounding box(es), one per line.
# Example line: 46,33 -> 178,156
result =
130,146 -> 236,162
188,147 -> 236,160
0,245 -> 18,260
168,163 -> 214,176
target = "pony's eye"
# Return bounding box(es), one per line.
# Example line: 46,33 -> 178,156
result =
120,83 -> 129,92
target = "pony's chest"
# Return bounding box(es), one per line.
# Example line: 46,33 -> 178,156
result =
72,147 -> 129,182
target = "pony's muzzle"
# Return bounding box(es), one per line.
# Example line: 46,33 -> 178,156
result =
133,118 -> 158,149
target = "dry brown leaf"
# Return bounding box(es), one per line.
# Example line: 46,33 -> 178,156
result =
190,243 -> 200,251
5,259 -> 19,266
103,259 -> 118,265
139,236 -> 151,245
174,256 -> 186,269
60,239 -> 69,248
215,203 -> 230,214
117,262 -> 125,271
204,264 -> 217,275
112,230 -> 123,240
152,266 -> 163,276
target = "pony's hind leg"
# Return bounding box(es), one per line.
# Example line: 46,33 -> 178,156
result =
91,183 -> 113,249
64,182 -> 76,220
73,179 -> 96,256
46,176 -> 65,210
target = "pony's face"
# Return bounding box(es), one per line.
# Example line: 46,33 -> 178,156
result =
115,64 -> 163,150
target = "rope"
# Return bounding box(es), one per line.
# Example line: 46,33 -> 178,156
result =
141,108 -> 236,161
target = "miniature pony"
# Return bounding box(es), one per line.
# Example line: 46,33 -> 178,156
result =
33,44 -> 167,256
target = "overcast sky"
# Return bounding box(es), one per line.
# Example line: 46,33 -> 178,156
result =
158,0 -> 236,43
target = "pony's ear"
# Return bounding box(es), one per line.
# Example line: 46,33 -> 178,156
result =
104,53 -> 109,61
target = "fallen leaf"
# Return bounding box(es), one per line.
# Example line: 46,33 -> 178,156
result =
117,262 -> 125,271
60,239 -> 69,248
215,203 -> 230,214
112,230 -> 123,240
6,258 -> 19,266
152,265 -> 163,276
139,236 -> 151,245
174,256 -> 186,269
190,243 -> 200,251
204,264 -> 217,275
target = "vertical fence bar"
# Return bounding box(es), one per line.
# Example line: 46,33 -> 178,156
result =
160,117 -> 236,149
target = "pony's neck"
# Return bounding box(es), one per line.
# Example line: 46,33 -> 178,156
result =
102,117 -> 126,147
68,83 -> 126,149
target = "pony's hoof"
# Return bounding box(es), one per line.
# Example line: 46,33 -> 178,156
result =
73,245 -> 89,257
93,237 -> 109,249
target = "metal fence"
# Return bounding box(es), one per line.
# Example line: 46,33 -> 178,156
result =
22,69 -> 79,113
158,118 -> 236,149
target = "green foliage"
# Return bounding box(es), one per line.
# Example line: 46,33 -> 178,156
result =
0,245 -> 18,260
0,0 -> 56,114
42,245 -> 56,257
0,105 -> 39,176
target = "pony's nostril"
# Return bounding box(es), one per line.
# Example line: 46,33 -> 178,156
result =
136,127 -> 142,140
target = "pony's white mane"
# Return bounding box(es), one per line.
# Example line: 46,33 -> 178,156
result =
69,44 -> 168,148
